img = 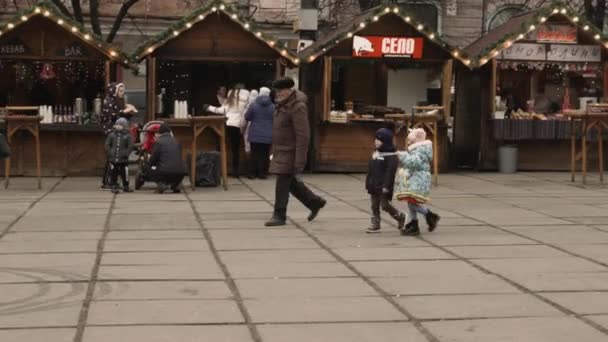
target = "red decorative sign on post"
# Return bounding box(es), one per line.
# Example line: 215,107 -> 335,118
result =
536,24 -> 577,44
352,36 -> 424,59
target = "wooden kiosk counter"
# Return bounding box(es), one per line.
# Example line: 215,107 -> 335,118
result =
463,2 -> 608,171
0,2 -> 132,177
299,4 -> 471,173
134,1 -> 297,180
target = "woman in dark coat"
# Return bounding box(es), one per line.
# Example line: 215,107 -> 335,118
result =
100,82 -> 136,189
244,87 -> 274,179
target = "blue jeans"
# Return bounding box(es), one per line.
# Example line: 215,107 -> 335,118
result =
408,202 -> 428,222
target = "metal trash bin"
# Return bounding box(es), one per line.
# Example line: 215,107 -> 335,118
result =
498,145 -> 518,173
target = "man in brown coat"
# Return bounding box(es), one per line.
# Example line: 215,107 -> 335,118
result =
265,77 -> 326,227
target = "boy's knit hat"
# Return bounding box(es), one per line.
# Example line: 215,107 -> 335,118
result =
375,128 -> 394,146
259,87 -> 271,97
115,117 -> 129,129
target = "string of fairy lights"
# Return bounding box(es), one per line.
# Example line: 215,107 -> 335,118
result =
0,2 -> 134,68
136,2 -> 299,64
474,4 -> 608,68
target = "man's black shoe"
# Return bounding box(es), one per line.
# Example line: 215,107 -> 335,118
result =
308,198 -> 327,222
265,217 -> 286,227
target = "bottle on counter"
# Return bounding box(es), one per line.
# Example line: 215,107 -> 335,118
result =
156,88 -> 165,116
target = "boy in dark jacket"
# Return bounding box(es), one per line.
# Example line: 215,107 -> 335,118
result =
105,118 -> 133,194
365,128 -> 406,233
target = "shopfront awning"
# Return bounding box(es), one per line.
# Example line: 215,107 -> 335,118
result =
0,0 -> 135,69
132,0 -> 298,64
464,1 -> 607,68
299,3 -> 471,67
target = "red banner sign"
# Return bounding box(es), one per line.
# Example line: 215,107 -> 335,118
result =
536,24 -> 577,44
352,36 -> 424,59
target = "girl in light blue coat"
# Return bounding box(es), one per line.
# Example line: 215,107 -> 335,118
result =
394,128 -> 440,236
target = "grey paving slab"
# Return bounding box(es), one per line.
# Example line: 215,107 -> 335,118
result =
82,326 -> 253,342
105,230 -> 201,239
0,240 -> 99,254
219,249 -> 335,264
257,322 -> 428,342
554,244 -> 608,264
2,231 -> 102,241
194,200 -> 271,213
424,316 -> 608,342
587,315 -> 608,329
213,236 -> 319,250
474,257 -> 608,276
373,273 -> 519,295
93,281 -> 232,300
0,266 -> 91,283
334,247 -> 454,261
0,253 -> 96,267
87,300 -> 244,325
236,278 -> 377,298
246,297 -> 406,323
313,233 -> 431,248
397,294 -> 563,320
11,215 -> 107,231
0,300 -> 82,328
541,292 -> 608,315
98,264 -> 223,280
421,229 -> 536,246
103,239 -> 208,252
351,260 -> 487,278
501,226 -> 608,244
227,261 -> 355,279
204,219 -> 291,229
101,251 -> 215,265
505,272 -> 608,292
0,328 -> 75,342
446,245 -> 569,259
110,214 -> 199,230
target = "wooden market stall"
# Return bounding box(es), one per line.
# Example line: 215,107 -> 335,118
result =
462,3 -> 608,171
134,1 -> 297,177
0,1 -> 133,177
299,4 -> 470,173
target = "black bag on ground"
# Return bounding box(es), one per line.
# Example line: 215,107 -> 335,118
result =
187,151 -> 221,187
0,133 -> 10,159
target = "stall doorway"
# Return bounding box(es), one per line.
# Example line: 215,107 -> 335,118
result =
156,60 -> 276,116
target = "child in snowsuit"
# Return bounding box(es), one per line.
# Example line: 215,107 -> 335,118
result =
365,128 -> 406,233
394,128 -> 440,236
105,118 -> 133,194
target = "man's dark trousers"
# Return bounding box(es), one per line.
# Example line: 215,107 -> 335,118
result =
274,174 -> 323,219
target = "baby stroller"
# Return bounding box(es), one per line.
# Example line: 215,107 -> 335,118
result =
134,121 -> 164,190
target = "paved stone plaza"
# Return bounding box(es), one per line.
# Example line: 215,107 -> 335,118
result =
1,173 -> 608,341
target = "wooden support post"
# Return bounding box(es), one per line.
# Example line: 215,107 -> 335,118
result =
104,60 -> 111,88
582,118 -> 588,184
147,56 -> 157,122
570,118 -> 576,182
441,59 -> 453,121
599,124 -> 604,183
322,56 -> 332,122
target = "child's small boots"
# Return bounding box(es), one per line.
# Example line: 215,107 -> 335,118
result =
401,219 -> 420,236
425,211 -> 440,232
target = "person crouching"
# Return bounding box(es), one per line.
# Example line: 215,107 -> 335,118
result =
105,117 -> 133,194
365,128 -> 406,233
149,123 -> 186,194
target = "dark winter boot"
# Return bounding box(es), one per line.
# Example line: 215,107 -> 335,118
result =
401,220 -> 420,236
308,198 -> 327,222
123,184 -> 133,193
396,213 -> 406,231
366,217 -> 381,234
425,211 -> 440,232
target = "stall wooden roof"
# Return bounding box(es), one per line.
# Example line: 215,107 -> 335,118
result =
299,3 -> 470,66
0,0 -> 135,69
133,0 -> 298,64
463,0 -> 607,68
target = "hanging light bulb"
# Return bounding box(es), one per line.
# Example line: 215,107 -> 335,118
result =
480,58 -> 488,65
561,8 -> 567,14
21,15 -> 28,22
584,25 -> 590,31
147,47 -> 154,53
595,34 -> 601,40
34,7 -> 41,14
256,32 -> 262,37
540,17 -> 547,23
529,24 -> 536,31
220,4 -> 226,10
405,16 -> 411,22
57,19 -> 64,25
186,22 -> 192,28
84,34 -> 91,40
429,33 -> 435,39
269,41 -> 275,46
173,30 -> 179,36
393,7 -> 399,13
347,32 -> 353,37
281,50 -> 287,56
453,51 -> 459,57
359,22 -> 366,28
231,14 -> 237,19
384,7 -> 390,13
44,10 -> 50,16
309,55 -> 316,62
573,17 -> 579,22
504,41 -> 513,48
294,58 -> 300,64
7,23 -> 14,29
109,50 -> 117,57
553,9 -> 559,14
244,23 -> 250,29
373,16 -> 379,21
212,6 -> 217,12
417,24 -> 424,30
517,33 -> 525,40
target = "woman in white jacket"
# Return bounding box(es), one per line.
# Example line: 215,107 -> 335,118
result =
205,84 -> 250,177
